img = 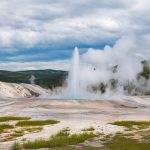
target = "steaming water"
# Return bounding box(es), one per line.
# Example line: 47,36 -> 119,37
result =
64,47 -> 103,100
61,47 -> 124,100
68,47 -> 80,99
29,75 -> 36,84
51,35 -> 150,100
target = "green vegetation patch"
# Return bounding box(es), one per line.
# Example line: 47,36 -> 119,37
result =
55,128 -> 70,137
102,135 -> 150,150
12,142 -> 21,150
2,132 -> 24,142
16,119 -> 60,126
111,121 -> 150,129
23,132 -> 96,149
0,116 -> 31,122
0,124 -> 14,133
22,130 -> 96,149
23,126 -> 43,133
1,127 -> 43,142
82,127 -> 95,132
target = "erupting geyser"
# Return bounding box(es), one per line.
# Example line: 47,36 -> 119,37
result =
68,47 -> 80,99
61,35 -> 150,100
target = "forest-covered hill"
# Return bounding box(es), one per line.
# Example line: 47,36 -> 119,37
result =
0,69 -> 68,89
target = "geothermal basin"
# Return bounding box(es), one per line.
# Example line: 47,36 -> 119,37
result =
0,48 -> 150,149
0,96 -> 150,149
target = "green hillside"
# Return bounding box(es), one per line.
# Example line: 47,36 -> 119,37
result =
0,70 -> 68,89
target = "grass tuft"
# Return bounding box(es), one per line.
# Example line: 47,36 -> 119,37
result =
102,135 -> 150,150
1,127 -> 43,142
111,121 -> 150,129
23,126 -> 43,133
55,128 -> 70,137
12,142 -> 21,150
0,116 -> 31,122
1,132 -> 24,142
16,119 -> 60,126
23,131 -> 96,149
0,124 -> 14,134
82,127 -> 95,132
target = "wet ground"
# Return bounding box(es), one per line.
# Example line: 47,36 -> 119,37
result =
0,96 -> 150,122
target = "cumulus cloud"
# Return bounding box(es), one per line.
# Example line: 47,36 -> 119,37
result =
0,0 -> 149,69
0,0 -> 149,52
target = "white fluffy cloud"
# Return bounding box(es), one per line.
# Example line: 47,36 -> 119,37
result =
0,0 -> 149,52
0,0 -> 149,71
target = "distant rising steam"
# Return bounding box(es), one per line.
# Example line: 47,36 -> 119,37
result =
29,75 -> 36,84
64,35 -> 150,99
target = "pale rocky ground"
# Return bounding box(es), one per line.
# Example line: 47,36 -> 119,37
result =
0,95 -> 150,149
0,81 -> 52,98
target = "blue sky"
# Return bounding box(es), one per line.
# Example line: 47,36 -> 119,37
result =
0,0 -> 149,70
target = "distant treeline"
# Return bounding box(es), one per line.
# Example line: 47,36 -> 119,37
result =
0,69 -> 68,89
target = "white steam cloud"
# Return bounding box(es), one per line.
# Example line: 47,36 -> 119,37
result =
64,35 -> 150,99
29,75 -> 36,85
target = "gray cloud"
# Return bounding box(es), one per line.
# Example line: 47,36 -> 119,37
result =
0,0 -> 149,62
